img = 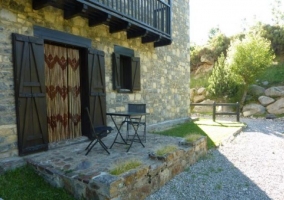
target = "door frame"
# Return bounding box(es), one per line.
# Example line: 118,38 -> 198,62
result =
34,26 -> 93,139
13,26 -> 107,155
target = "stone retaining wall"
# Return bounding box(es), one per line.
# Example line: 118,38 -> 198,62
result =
28,137 -> 207,200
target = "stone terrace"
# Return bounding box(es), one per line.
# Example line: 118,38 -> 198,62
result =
1,133 -> 207,200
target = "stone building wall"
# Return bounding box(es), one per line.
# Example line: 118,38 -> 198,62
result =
0,0 -> 190,158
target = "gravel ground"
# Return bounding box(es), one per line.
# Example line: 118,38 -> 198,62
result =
146,117 -> 284,200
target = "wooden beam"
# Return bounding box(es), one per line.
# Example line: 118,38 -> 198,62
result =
154,38 -> 172,47
64,4 -> 88,19
110,22 -> 132,34
89,13 -> 111,27
32,0 -> 53,10
142,35 -> 161,44
127,29 -> 149,39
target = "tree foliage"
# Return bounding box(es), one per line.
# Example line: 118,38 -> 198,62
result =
227,33 -> 275,86
260,24 -> 284,55
208,33 -> 231,58
271,0 -> 284,25
207,53 -> 239,99
226,33 -> 275,106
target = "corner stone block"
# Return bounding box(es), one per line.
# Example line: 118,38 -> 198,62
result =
90,173 -> 121,198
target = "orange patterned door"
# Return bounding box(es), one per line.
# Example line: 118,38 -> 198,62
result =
44,44 -> 81,142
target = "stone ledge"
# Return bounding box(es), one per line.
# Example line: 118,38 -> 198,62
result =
25,136 -> 207,200
0,156 -> 26,175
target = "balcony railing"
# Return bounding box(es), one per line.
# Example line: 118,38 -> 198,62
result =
33,0 -> 172,47
85,0 -> 171,37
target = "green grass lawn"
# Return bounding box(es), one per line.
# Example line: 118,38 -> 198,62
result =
0,165 -> 76,200
153,118 -> 245,149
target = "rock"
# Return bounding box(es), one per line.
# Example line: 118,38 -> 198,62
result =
265,86 -> 284,97
245,95 -> 253,102
193,95 -> 206,103
242,103 -> 266,117
190,88 -> 196,101
266,98 -> 284,115
200,54 -> 214,64
194,63 -> 214,75
262,81 -> 269,86
216,105 -> 234,112
248,85 -> 265,96
0,157 -> 26,175
258,96 -> 275,106
192,99 -> 214,113
197,87 -> 206,95
266,114 -> 276,119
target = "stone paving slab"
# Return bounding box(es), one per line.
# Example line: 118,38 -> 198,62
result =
24,133 -> 184,179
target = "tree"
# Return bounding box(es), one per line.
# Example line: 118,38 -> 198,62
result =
208,27 -> 221,40
208,33 -> 231,58
207,53 -> 239,99
271,0 -> 284,25
226,33 -> 275,108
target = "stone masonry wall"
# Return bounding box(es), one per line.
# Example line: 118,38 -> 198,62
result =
0,0 -> 190,158
28,137 -> 207,199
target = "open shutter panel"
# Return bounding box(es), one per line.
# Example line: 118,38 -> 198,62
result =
88,49 -> 106,128
13,33 -> 48,155
131,57 -> 141,91
112,53 -> 121,90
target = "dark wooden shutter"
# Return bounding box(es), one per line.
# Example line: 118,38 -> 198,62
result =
13,33 -> 48,155
131,57 -> 141,91
112,53 -> 121,90
88,49 -> 106,128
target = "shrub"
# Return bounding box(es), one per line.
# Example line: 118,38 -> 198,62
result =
207,53 -> 239,99
227,32 -> 275,106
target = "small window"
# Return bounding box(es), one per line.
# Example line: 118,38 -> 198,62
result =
112,46 -> 141,92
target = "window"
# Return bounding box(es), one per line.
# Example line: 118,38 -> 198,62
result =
112,46 -> 141,92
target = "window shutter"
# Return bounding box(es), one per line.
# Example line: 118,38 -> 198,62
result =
87,49 -> 106,128
112,53 -> 121,90
13,33 -> 48,155
131,57 -> 141,91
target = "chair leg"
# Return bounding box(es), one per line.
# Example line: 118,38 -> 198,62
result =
85,140 -> 95,150
85,139 -> 110,155
85,140 -> 98,155
143,124 -> 146,143
98,140 -> 110,154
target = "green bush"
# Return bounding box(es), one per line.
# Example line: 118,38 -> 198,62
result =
208,33 -> 231,58
207,53 -> 239,99
249,23 -> 284,56
226,32 -> 275,106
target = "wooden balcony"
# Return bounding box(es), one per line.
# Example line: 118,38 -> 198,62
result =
33,0 -> 172,47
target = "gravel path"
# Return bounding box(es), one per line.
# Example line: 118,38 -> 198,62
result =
146,117 -> 284,200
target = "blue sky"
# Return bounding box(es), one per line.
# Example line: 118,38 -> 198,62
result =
190,0 -> 283,45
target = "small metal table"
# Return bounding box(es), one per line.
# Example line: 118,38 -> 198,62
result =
106,112 -> 148,152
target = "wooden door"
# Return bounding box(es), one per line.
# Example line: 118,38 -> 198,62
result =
13,34 -> 48,155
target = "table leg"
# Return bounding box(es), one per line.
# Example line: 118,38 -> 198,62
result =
109,115 -> 128,149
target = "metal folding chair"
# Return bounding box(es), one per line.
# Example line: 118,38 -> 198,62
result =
126,103 -> 147,142
85,108 -> 113,155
